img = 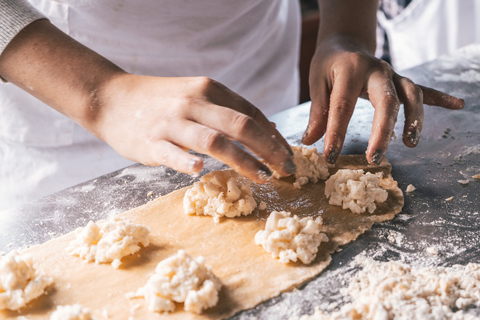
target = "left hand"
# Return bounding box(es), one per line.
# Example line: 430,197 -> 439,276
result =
302,34 -> 465,165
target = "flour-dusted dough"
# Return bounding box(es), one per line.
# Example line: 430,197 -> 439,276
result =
184,170 -> 256,223
0,251 -> 53,311
130,250 -> 221,314
255,211 -> 328,264
50,304 -> 93,320
272,146 -> 330,189
66,218 -> 150,268
325,169 -> 388,214
297,257 -> 480,319
1,155 -> 403,320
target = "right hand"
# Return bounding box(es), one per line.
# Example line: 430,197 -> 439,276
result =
93,74 -> 296,183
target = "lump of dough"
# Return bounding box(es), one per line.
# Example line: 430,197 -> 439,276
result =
271,146 -> 330,189
0,251 -> 53,311
66,218 -> 150,269
325,169 -> 388,214
183,170 -> 257,223
255,211 -> 328,264
50,304 -> 93,320
131,250 -> 221,314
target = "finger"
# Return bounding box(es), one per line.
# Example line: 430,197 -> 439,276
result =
419,85 -> 465,110
302,80 -> 329,145
146,140 -> 204,173
393,75 -> 424,148
189,103 -> 296,177
366,73 -> 401,165
323,73 -> 363,164
167,120 -> 277,183
204,79 -> 293,152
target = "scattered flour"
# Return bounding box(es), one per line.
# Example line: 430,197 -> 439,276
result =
294,257 -> 480,320
255,211 -> 328,264
271,146 -> 330,189
183,170 -> 257,223
66,218 -> 150,269
129,250 -> 221,314
50,304 -> 93,320
325,169 -> 388,214
0,251 -> 53,311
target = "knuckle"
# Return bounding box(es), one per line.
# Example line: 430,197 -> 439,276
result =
201,130 -> 225,151
332,97 -> 355,117
194,76 -> 215,92
231,113 -> 255,135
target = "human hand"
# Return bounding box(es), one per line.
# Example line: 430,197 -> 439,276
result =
303,35 -> 465,165
94,74 -> 296,183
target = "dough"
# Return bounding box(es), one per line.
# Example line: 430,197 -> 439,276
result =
271,146 -> 330,189
255,211 -> 328,264
296,257 -> 480,319
50,304 -> 93,320
184,170 -> 257,223
129,250 -> 221,314
0,251 -> 53,311
1,155 -> 403,320
325,169 -> 388,214
66,218 -> 150,269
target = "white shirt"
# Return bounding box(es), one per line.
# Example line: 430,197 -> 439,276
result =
0,0 -> 301,210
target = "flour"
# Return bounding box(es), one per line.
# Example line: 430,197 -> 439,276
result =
294,257 -> 480,320
50,304 -> 94,320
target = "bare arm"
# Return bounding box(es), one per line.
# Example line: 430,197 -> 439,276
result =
304,0 -> 464,165
0,20 -> 296,182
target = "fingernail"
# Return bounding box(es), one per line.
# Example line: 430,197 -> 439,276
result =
371,149 -> 384,165
187,158 -> 200,172
283,158 -> 296,175
326,149 -> 339,164
257,164 -> 273,181
408,129 -> 420,146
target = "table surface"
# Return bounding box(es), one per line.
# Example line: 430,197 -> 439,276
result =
1,44 -> 479,319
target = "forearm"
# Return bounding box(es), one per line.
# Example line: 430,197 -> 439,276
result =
0,19 -> 126,136
317,0 -> 379,53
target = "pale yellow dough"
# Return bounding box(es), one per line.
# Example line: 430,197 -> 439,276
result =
1,155 -> 403,320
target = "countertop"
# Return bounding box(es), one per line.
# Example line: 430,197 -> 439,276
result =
1,44 -> 479,319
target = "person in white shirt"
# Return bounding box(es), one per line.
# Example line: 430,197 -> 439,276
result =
0,0 -> 464,210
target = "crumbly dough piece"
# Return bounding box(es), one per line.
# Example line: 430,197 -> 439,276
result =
50,304 -> 93,320
0,251 -> 53,311
325,169 -> 388,214
130,250 -> 221,314
405,184 -> 416,193
255,211 -> 328,264
297,257 -> 480,320
272,146 -> 330,189
66,218 -> 150,269
183,170 -> 257,223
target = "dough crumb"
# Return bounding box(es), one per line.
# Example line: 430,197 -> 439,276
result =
259,201 -> 267,210
294,257 -> 480,320
271,146 -> 330,189
426,246 -> 439,255
0,251 -> 53,311
405,184 -> 416,193
472,174 -> 480,180
130,250 -> 221,314
50,304 -> 93,320
66,218 -> 150,268
445,196 -> 454,202
325,169 -> 388,214
458,179 -> 470,185
183,170 -> 257,223
255,211 -> 328,264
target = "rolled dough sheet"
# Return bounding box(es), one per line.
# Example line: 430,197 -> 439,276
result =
1,155 -> 403,320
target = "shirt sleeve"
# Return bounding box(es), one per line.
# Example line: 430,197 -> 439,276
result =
0,0 -> 46,55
